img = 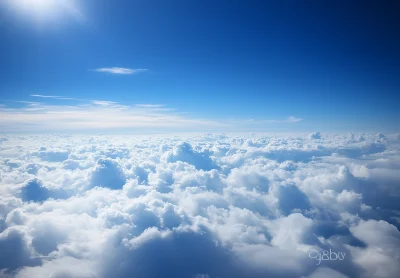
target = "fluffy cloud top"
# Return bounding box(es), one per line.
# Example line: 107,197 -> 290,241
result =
0,132 -> 399,278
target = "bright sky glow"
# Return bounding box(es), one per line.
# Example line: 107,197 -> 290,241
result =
5,0 -> 82,22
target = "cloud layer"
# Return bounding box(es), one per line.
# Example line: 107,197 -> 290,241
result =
0,132 -> 399,277
0,100 -> 223,133
0,97 -> 303,133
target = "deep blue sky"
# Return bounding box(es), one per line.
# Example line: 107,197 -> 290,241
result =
0,0 -> 399,132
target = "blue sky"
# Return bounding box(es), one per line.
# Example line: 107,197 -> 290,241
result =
0,0 -> 399,132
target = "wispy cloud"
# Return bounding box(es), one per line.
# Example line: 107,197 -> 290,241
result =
0,96 -> 303,133
93,67 -> 149,75
135,104 -> 165,108
286,116 -> 303,123
0,100 -> 223,133
91,100 -> 119,106
31,94 -> 82,101
246,116 -> 303,124
12,100 -> 41,106
31,94 -> 62,98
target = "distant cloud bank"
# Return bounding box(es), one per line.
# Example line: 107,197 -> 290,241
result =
0,133 -> 399,277
0,95 -> 302,133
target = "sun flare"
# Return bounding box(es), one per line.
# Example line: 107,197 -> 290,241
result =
11,0 -> 56,14
5,0 -> 82,22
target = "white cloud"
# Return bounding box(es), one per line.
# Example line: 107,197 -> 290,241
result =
307,267 -> 350,278
90,158 -> 126,189
0,101 -> 224,132
245,116 -> 303,124
0,97 -> 305,132
135,104 -> 165,108
287,116 -> 303,123
91,100 -> 120,107
347,220 -> 400,278
30,94 -> 81,101
309,132 -> 322,139
0,133 -> 398,278
93,67 -> 149,75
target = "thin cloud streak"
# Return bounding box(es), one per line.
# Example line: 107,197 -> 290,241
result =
286,116 -> 303,123
93,67 -> 149,75
135,104 -> 165,108
31,94 -> 83,101
0,102 -> 224,133
0,97 -> 303,133
246,116 -> 303,124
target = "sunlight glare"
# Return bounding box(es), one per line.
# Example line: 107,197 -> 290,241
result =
6,0 -> 83,22
12,0 -> 56,15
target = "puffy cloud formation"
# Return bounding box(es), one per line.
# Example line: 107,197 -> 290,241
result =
309,132 -> 322,139
91,158 -> 126,189
0,132 -> 399,278
166,142 -> 219,171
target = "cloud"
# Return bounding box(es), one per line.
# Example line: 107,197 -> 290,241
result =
0,131 -> 399,277
90,158 -> 126,189
91,100 -> 121,107
30,94 -> 81,101
0,100 -> 224,133
286,116 -> 303,123
309,132 -> 322,139
307,267 -> 349,278
20,179 -> 53,203
31,147 -> 70,162
135,104 -> 165,108
93,67 -> 149,75
245,116 -> 303,124
165,142 -> 219,171
15,257 -> 96,278
0,227 -> 40,271
347,220 -> 400,278
0,97 -> 304,133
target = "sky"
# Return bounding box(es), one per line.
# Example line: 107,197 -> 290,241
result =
0,0 -> 399,133
1,2 -> 400,277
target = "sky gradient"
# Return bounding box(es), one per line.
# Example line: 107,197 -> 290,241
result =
0,0 -> 399,132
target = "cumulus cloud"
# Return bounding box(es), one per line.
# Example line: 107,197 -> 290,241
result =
165,142 -> 219,171
0,133 -> 399,278
20,179 -> 54,202
309,132 -> 322,139
347,220 -> 400,278
90,158 -> 126,189
31,147 -> 69,162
